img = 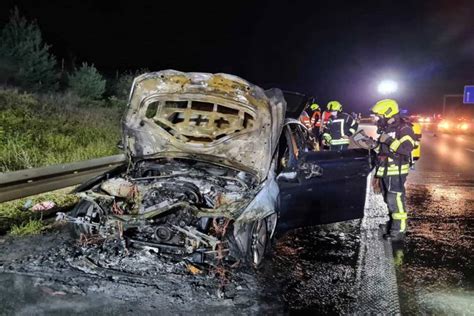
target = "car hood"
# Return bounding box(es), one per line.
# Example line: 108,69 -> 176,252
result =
122,70 -> 286,181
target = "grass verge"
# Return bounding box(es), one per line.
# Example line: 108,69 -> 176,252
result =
0,88 -> 123,172
0,187 -> 79,236
0,88 -> 124,235
9,219 -> 45,236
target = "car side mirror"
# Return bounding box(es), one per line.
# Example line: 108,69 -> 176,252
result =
299,161 -> 323,179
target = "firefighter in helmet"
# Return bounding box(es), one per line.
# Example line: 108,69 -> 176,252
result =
322,101 -> 358,150
371,99 -> 416,241
299,103 -> 320,128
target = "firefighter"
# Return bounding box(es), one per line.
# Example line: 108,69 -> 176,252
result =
321,101 -> 358,150
309,103 -> 322,129
300,102 -> 321,129
299,110 -> 311,129
319,105 -> 332,132
371,99 -> 416,241
308,103 -> 323,149
299,102 -> 322,147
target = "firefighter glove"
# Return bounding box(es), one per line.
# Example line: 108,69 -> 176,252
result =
322,133 -> 331,145
379,133 -> 393,144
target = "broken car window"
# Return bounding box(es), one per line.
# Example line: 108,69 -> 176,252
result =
144,99 -> 256,144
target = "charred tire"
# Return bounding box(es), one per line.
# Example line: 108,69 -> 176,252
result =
248,218 -> 268,268
69,199 -> 104,238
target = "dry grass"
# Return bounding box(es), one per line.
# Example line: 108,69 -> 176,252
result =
0,89 -> 123,172
0,88 -> 125,235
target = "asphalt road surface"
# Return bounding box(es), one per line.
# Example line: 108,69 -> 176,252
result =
400,127 -> 474,314
0,126 -> 472,315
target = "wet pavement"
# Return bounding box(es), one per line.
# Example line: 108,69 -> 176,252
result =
0,128 -> 472,315
398,130 -> 474,315
259,223 -> 362,314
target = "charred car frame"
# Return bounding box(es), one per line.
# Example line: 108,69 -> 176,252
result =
62,70 -> 373,267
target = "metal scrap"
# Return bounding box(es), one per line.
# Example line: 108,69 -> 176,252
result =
172,225 -> 220,251
78,234 -> 104,246
186,263 -> 202,275
101,178 -> 135,198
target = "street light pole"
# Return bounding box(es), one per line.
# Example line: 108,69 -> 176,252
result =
443,95 -> 446,116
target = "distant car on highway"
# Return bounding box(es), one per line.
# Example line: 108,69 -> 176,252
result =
438,117 -> 473,135
409,114 -> 442,125
417,116 -> 433,123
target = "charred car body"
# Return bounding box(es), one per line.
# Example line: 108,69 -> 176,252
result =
63,70 -> 373,267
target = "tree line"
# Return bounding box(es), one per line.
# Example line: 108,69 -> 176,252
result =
0,7 -> 142,101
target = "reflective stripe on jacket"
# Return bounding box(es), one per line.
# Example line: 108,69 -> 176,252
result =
376,163 -> 410,176
375,117 -> 415,177
322,112 -> 358,145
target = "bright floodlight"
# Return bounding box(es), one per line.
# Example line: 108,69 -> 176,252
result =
377,80 -> 398,95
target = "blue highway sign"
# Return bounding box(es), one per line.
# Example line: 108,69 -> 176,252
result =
464,86 -> 474,104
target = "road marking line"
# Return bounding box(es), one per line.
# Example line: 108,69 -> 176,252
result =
466,148 -> 474,153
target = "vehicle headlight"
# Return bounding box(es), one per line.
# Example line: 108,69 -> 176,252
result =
438,121 -> 450,129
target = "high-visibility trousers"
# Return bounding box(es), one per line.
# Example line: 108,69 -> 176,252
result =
381,174 -> 408,234
328,138 -> 350,151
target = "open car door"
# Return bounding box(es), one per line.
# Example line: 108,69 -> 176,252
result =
276,123 -> 373,235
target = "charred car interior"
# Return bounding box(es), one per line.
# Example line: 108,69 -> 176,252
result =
58,70 -> 374,267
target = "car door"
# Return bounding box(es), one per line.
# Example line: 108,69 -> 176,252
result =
276,123 -> 372,234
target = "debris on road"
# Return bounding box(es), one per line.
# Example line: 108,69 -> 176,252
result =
31,201 -> 56,212
41,287 -> 67,296
22,199 -> 33,211
0,220 -> 361,314
0,174 -> 397,314
186,263 -> 202,275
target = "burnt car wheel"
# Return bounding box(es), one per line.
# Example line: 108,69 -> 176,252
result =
69,199 -> 105,238
249,218 -> 268,267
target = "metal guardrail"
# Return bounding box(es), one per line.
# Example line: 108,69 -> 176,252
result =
0,154 -> 126,203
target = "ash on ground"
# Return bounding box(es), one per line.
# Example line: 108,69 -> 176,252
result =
0,221 -> 361,315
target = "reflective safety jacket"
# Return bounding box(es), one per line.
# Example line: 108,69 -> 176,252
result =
299,110 -> 321,129
320,111 -> 331,125
311,111 -> 321,128
322,112 -> 358,145
375,118 -> 416,177
411,122 -> 422,161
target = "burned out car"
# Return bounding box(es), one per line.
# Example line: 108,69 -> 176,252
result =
63,70 -> 372,267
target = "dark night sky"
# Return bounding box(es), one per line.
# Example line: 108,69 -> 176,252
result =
1,0 -> 473,114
